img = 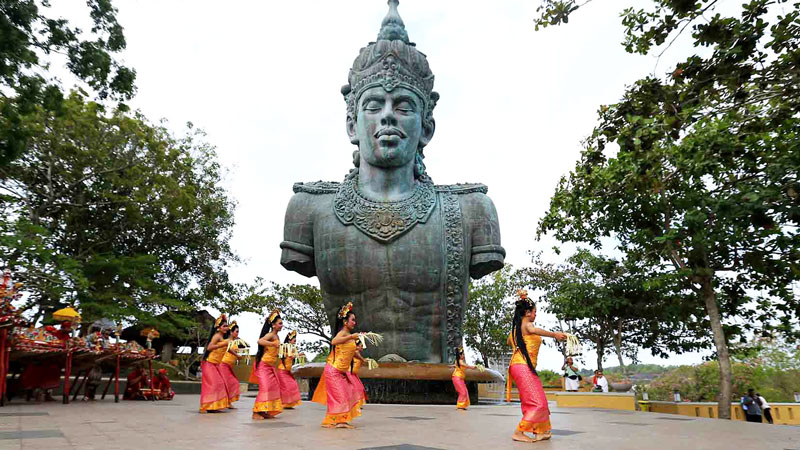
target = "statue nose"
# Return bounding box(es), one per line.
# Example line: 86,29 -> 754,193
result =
380,104 -> 397,126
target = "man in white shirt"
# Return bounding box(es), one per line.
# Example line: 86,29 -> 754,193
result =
593,370 -> 609,393
757,393 -> 773,424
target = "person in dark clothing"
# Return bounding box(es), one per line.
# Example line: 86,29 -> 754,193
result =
742,388 -> 762,423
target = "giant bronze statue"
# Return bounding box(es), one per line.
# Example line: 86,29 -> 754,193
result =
281,0 -> 504,363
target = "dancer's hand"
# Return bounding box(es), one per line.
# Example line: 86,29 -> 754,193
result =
554,332 -> 567,341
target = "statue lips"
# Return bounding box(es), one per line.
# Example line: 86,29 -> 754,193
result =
375,128 -> 406,148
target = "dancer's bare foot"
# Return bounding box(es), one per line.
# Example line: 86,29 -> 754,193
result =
199,410 -> 208,414
321,423 -> 335,428
335,423 -> 355,429
252,412 -> 266,420
512,431 -> 533,443
537,431 -> 552,441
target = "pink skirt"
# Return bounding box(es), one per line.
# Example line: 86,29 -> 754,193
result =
346,371 -> 367,406
219,362 -> 241,403
277,369 -> 302,408
322,363 -> 361,426
252,362 -> 283,417
200,361 -> 229,411
509,364 -> 551,434
452,376 -> 470,409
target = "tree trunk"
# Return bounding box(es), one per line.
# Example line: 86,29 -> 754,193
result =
161,341 -> 174,362
595,342 -> 604,372
613,320 -> 626,375
701,276 -> 732,419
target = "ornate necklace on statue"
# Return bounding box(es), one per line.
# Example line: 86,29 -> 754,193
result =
333,175 -> 436,243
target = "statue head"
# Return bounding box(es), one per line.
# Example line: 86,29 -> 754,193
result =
343,0 -> 438,182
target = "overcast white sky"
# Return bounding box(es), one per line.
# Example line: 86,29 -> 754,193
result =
51,0 -> 712,371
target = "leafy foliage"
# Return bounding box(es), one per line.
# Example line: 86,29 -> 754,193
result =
1,0 -> 136,164
0,92 -> 237,330
463,265 -> 516,366
521,251 -> 704,371
534,0 -> 800,418
223,280 -> 331,355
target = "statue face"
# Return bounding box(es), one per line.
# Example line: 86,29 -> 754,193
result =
350,86 -> 430,170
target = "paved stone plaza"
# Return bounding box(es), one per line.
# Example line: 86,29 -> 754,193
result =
0,394 -> 797,450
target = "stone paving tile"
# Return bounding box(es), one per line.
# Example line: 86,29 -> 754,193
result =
0,414 -> 47,418
358,445 -> 446,450
0,431 -> 63,440
0,396 -> 797,450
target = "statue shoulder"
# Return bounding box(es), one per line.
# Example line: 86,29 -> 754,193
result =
434,183 -> 488,195
292,181 -> 340,195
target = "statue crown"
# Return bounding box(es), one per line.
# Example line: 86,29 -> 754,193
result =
342,0 -> 439,120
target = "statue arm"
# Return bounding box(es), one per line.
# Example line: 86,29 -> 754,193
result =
463,193 -> 505,279
280,192 -> 317,277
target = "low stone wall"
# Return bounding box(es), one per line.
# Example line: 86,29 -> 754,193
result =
646,401 -> 800,425
555,392 -> 637,411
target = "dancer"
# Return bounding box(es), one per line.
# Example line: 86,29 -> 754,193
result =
200,314 -> 230,412
507,290 -> 567,443
252,309 -> 284,420
452,346 -> 476,410
277,330 -> 303,409
348,341 -> 368,408
220,321 -> 242,407
321,301 -> 363,428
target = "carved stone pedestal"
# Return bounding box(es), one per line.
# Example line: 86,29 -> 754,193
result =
293,362 -> 503,405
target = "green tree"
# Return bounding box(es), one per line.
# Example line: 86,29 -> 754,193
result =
523,251 -> 703,372
1,0 -> 136,164
535,0 -> 800,419
463,265 -> 516,366
0,92 -> 236,329
224,280 -> 331,355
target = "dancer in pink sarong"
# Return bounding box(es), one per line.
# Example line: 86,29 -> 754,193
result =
219,322 -> 242,407
506,290 -> 567,443
451,346 -> 476,410
320,302 -> 363,428
251,310 -> 284,420
277,330 -> 303,409
200,315 -> 230,412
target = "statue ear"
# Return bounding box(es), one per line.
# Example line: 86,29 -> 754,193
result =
419,117 -> 435,148
346,116 -> 359,145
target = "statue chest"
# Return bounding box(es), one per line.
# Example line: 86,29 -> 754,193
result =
313,200 -> 450,294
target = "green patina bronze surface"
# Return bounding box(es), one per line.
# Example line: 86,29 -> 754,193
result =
280,0 -> 504,363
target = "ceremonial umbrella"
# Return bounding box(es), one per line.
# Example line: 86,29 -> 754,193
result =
140,328 -> 160,338
52,306 -> 81,323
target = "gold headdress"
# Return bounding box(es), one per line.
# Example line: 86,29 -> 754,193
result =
228,320 -> 237,329
214,314 -> 227,329
268,309 -> 280,323
338,301 -> 354,319
287,330 -> 297,340
516,289 -> 534,307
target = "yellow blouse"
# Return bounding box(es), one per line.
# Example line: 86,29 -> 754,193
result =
221,341 -> 238,366
331,340 -> 357,372
452,362 -> 466,379
278,355 -> 294,371
509,332 -> 542,368
206,339 -> 228,364
351,358 -> 362,374
261,344 -> 279,367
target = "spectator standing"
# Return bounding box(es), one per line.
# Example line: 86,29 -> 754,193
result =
741,389 -> 762,423
562,357 -> 581,392
757,393 -> 773,424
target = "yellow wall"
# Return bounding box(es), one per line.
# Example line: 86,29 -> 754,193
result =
555,393 -> 636,411
646,401 -> 800,425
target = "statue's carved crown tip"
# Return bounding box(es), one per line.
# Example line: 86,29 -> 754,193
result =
377,0 -> 409,43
